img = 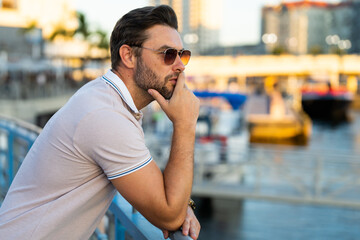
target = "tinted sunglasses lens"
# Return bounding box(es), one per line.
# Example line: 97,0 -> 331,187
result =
164,49 -> 178,65
180,50 -> 191,65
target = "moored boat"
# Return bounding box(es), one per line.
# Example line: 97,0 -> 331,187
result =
246,92 -> 311,145
301,82 -> 353,124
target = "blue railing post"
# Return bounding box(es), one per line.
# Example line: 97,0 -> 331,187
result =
7,130 -> 14,187
115,218 -> 126,240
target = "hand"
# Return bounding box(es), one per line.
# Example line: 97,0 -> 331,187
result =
148,72 -> 200,129
162,206 -> 201,240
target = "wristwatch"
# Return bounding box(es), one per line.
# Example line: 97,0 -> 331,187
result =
188,199 -> 196,211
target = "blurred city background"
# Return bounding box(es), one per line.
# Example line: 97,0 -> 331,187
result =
1,0 -> 360,239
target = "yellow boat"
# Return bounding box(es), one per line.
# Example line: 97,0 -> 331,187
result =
246,92 -> 312,145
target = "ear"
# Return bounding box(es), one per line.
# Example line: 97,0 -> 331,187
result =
119,44 -> 136,69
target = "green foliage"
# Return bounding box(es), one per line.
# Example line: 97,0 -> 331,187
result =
48,11 -> 109,52
271,45 -> 288,55
74,12 -> 91,40
91,29 -> 109,50
23,21 -> 38,33
49,25 -> 73,41
329,46 -> 346,55
309,45 -> 323,55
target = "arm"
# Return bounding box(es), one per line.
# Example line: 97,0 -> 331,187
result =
111,73 -> 200,231
163,206 -> 201,240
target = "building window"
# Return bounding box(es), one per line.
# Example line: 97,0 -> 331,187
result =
1,0 -> 17,9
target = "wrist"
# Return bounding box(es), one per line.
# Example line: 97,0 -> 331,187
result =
173,122 -> 196,133
188,198 -> 196,211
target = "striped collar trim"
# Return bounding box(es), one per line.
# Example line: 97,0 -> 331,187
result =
102,69 -> 139,113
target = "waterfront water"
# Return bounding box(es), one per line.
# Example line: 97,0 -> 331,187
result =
194,110 -> 360,240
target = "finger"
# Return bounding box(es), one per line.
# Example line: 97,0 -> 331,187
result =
173,72 -> 186,93
184,83 -> 189,90
148,89 -> 168,110
181,218 -> 190,236
162,229 -> 169,239
189,222 -> 199,240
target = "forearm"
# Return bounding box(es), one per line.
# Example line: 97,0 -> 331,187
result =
163,124 -> 196,221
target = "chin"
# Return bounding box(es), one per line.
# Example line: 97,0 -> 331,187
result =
160,87 -> 173,100
163,93 -> 173,100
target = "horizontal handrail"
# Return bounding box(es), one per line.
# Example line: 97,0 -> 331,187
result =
147,134 -> 360,209
108,194 -> 192,240
0,114 -> 42,134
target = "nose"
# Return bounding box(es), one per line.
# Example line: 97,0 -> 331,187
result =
172,54 -> 185,72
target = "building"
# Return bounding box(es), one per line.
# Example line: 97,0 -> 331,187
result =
0,0 -> 78,60
0,0 -> 77,38
0,0 -> 104,60
261,0 -> 360,55
150,0 -> 223,55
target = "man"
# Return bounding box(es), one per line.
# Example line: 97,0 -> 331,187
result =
0,5 -> 201,239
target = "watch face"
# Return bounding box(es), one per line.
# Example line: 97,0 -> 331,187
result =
189,199 -> 196,210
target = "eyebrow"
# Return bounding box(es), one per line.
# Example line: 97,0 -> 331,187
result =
158,45 -> 185,51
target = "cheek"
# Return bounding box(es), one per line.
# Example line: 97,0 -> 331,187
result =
143,58 -> 169,83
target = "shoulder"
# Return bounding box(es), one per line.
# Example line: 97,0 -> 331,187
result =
75,108 -> 142,140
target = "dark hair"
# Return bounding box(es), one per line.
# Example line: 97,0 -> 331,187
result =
110,5 -> 178,70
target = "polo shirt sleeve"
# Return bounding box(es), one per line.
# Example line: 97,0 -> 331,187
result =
73,108 -> 152,180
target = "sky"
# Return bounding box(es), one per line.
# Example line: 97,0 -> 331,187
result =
74,0 -> 341,46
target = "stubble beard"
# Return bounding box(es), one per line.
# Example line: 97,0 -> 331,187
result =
134,57 -> 176,100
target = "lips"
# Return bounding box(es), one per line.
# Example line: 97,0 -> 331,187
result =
169,77 -> 177,85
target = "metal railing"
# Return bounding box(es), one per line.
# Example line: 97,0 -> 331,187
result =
148,133 -> 360,209
195,143 -> 360,208
0,115 -> 191,240
0,115 -> 40,196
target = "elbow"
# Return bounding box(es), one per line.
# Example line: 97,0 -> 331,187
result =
161,215 -> 185,231
158,218 -> 184,231
152,208 -> 187,231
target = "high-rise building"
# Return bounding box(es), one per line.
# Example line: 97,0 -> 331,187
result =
348,0 -> 360,53
261,0 -> 360,54
150,0 -> 222,55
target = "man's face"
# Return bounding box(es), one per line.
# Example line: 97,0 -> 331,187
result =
133,25 -> 186,100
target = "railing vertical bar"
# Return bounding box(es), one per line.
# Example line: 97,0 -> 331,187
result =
115,218 -> 126,240
7,131 -> 14,186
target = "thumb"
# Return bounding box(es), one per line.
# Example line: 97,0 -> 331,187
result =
148,89 -> 168,110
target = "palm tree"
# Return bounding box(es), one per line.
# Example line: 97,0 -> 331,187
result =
49,25 -> 73,41
48,11 -> 110,62
73,12 -> 91,41
92,29 -> 109,51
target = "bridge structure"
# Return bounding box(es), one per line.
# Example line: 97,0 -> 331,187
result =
187,54 -> 360,89
1,54 -> 360,127
0,115 -> 191,240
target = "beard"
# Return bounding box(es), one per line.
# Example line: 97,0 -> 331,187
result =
134,57 -> 177,100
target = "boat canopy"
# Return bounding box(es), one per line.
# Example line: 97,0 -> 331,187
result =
194,91 -> 247,110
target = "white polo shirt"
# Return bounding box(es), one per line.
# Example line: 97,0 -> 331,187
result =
0,70 -> 153,239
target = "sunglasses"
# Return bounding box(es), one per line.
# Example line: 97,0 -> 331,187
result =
132,45 -> 191,66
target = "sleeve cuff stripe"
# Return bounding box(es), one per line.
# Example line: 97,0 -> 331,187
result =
107,157 -> 153,180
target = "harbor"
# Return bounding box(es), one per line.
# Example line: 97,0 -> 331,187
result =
191,110 -> 360,240
142,81 -> 360,239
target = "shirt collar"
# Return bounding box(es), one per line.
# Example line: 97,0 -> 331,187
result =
102,69 -> 140,114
